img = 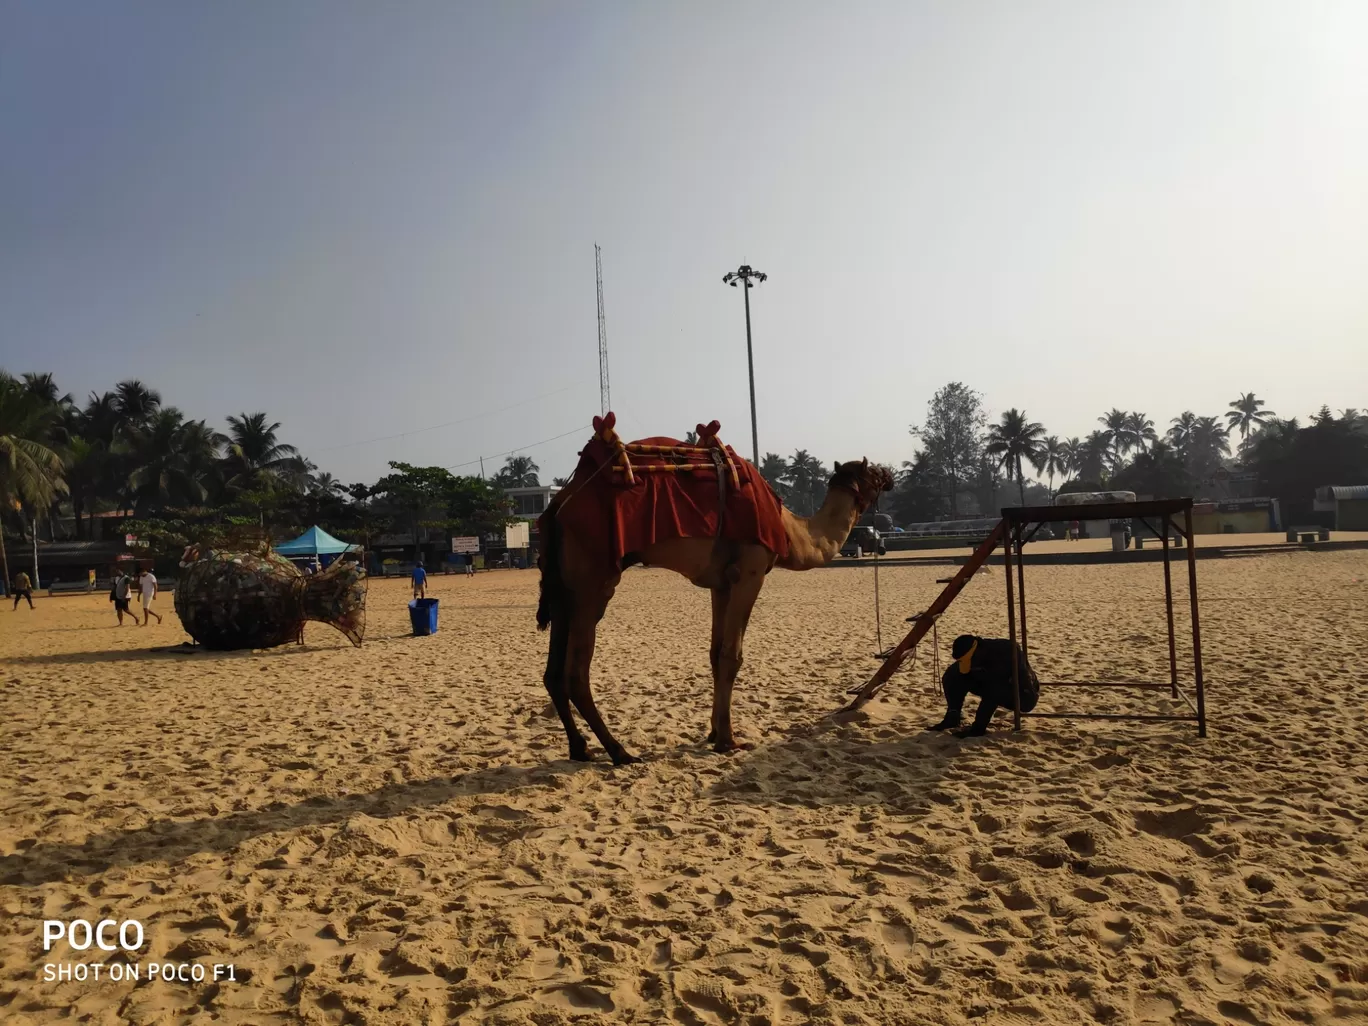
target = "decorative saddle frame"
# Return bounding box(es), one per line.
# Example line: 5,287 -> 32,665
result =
593,415 -> 742,491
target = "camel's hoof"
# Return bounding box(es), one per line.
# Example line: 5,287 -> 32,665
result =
569,746 -> 593,762
711,739 -> 742,755
610,751 -> 642,766
703,729 -> 716,746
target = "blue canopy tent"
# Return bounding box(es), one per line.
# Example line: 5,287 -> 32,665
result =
274,526 -> 359,569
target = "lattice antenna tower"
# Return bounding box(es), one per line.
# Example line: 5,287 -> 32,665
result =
595,243 -> 610,415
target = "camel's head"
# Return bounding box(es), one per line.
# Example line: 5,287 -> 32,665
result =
829,458 -> 895,512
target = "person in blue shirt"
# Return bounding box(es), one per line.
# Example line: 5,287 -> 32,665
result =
412,560 -> 428,599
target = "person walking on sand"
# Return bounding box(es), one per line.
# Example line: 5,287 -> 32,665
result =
412,559 -> 428,600
137,568 -> 163,625
11,571 -> 34,609
110,570 -> 139,626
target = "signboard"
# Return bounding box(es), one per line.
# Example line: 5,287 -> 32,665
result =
505,521 -> 530,549
451,536 -> 480,554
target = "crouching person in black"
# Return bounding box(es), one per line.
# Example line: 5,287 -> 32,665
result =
929,634 -> 1040,738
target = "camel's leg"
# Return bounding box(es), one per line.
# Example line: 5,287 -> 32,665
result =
704,584 -> 728,747
707,554 -> 767,754
543,609 -> 589,761
565,587 -> 640,766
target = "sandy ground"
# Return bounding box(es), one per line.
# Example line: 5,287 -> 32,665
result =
871,532 -> 1368,562
2,553 -> 1367,1026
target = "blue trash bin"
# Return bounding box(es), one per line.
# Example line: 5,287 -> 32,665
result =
409,597 -> 439,636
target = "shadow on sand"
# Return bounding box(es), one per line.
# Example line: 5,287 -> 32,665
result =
0,761 -> 594,887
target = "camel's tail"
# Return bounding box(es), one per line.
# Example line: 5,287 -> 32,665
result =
535,510 -> 562,632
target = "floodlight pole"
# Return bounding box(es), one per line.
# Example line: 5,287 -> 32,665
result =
722,265 -> 767,466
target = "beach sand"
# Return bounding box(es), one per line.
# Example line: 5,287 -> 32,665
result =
3,551 -> 1367,1024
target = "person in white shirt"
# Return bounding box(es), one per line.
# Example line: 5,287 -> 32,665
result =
138,569 -> 162,625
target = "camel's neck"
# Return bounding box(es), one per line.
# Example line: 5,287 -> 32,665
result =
778,488 -> 864,570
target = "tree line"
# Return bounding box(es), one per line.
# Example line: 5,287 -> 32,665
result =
754,384 -> 1367,526
6,367 -> 1364,581
0,370 -> 540,580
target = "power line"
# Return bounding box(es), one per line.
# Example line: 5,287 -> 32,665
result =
443,424 -> 593,472
314,381 -> 594,453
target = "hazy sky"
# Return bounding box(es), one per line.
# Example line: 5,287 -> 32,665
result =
3,1 -> 1366,485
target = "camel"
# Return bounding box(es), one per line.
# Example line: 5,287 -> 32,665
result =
536,418 -> 893,766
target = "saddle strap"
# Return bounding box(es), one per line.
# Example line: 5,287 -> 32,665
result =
709,448 -> 727,538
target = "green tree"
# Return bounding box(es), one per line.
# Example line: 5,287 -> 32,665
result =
1167,411 -> 1198,453
1245,412 -> 1368,522
1099,408 -> 1129,465
911,382 -> 986,516
784,450 -> 826,516
1038,435 -> 1068,501
984,408 -> 1046,505
0,372 -> 67,587
222,412 -> 305,493
1187,416 -> 1231,485
113,379 -> 162,432
495,454 -> 540,488
1059,437 -> 1084,485
1078,431 -> 1113,485
1112,440 -> 1190,497
758,453 -> 789,503
121,408 -> 222,514
891,452 -> 948,524
1123,411 -> 1158,454
1226,392 -> 1275,441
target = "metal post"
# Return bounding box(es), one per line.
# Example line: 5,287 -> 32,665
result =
1004,516 -> 1021,730
1015,525 -> 1028,657
1184,506 -> 1207,737
742,281 -> 759,467
723,265 -> 766,467
1161,515 -> 1179,698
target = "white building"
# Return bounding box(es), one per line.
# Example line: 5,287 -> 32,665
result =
504,485 -> 562,520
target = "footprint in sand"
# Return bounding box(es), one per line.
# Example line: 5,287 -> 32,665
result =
541,983 -> 615,1013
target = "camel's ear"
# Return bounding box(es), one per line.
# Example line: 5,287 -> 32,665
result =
592,415 -> 604,433
862,457 -> 868,467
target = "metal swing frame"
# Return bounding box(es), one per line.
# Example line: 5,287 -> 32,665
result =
846,498 -> 1208,738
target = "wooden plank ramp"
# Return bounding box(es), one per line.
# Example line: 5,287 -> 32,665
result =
842,519 -> 1006,712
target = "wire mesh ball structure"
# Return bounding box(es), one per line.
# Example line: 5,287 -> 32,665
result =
174,546 -> 367,650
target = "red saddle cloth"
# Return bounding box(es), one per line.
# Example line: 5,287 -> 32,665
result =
544,414 -> 790,564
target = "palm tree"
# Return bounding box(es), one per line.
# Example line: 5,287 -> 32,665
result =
122,409 -> 220,512
984,409 -> 1046,504
759,453 -> 790,503
785,450 -> 826,515
1099,408 -> 1129,465
1167,411 -> 1199,454
0,372 -> 67,588
1038,436 -> 1068,501
1122,412 -> 1158,455
1059,437 -> 1085,484
496,454 -> 540,487
1188,416 -> 1231,483
310,471 -> 343,496
551,476 -> 571,487
684,430 -> 699,445
1226,392 -> 1275,441
113,380 -> 162,431
222,412 -> 304,492
1077,431 -> 1112,484
81,391 -> 121,445
22,372 -> 72,408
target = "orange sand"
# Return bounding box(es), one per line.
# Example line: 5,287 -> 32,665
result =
2,552 -> 1367,1024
